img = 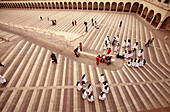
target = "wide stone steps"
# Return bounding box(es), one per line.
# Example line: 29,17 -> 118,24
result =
0,38 -> 169,112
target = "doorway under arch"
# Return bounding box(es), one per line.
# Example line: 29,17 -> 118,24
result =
124,2 -> 131,12
99,2 -> 104,10
88,2 -> 92,10
105,2 -> 110,11
78,2 -> 81,9
160,16 -> 170,30
131,2 -> 139,13
93,2 -> 98,10
151,13 -> 161,28
138,4 -> 143,15
83,2 -> 87,10
142,7 -> 148,18
117,2 -> 123,11
146,10 -> 154,23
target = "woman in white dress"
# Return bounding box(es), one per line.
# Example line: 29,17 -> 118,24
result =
135,59 -> 140,68
0,75 -> 6,84
82,74 -> 87,85
132,42 -> 138,50
87,84 -> 93,94
123,50 -> 128,58
139,59 -> 146,67
99,92 -> 106,101
88,93 -> 94,102
126,39 -> 131,47
128,58 -> 133,67
122,40 -> 126,48
132,59 -> 137,67
102,85 -> 109,94
76,81 -> 82,91
138,49 -> 143,57
99,74 -> 104,83
82,89 -> 87,99
114,43 -> 119,52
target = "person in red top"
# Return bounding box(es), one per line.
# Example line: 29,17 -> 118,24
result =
75,20 -> 77,25
96,55 -> 100,65
107,48 -> 111,54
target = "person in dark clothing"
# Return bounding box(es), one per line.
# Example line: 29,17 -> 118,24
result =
51,53 -> 57,64
145,39 -> 151,47
91,18 -> 94,26
72,20 -> 74,26
119,21 -> 122,27
0,62 -> 4,67
85,26 -> 88,32
74,48 -> 79,58
47,17 -> 49,21
40,16 -> 43,20
84,21 -> 87,26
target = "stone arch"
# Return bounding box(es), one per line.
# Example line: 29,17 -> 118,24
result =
160,16 -> 170,30
138,4 -> 143,15
49,2 -> 52,9
41,2 -> 44,9
146,10 -> 154,23
88,2 -> 92,10
151,13 -> 161,28
83,2 -> 87,10
52,2 -> 55,9
69,2 -> 72,9
105,2 -> 110,11
35,3 -> 38,9
23,3 -> 26,8
78,2 -> 82,9
73,2 -> 77,9
56,2 -> 59,9
31,3 -> 35,9
64,2 -> 68,9
26,3 -> 29,8
60,2 -> 63,9
20,3 -> 23,8
124,2 -> 131,12
44,2 -> 48,9
99,2 -> 104,10
142,7 -> 148,18
117,2 -> 123,11
111,2 -> 117,11
29,3 -> 32,8
14,3 -> 17,8
93,2 -> 98,10
131,2 -> 139,13
158,0 -> 161,2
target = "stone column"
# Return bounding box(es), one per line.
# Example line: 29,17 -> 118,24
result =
156,21 -> 163,29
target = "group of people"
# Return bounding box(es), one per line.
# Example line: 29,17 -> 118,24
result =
0,61 -> 6,85
72,20 -> 77,26
40,16 -> 57,25
96,55 -> 112,65
127,58 -> 146,67
76,74 -> 109,102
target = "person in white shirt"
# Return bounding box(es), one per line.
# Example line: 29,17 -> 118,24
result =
138,49 -> 143,57
88,93 -> 94,102
0,75 -> 6,84
114,43 -> 119,52
132,59 -> 137,67
123,50 -> 128,58
99,92 -> 106,101
116,35 -> 119,42
82,74 -> 87,85
105,36 -> 109,42
132,42 -> 138,50
135,59 -> 140,68
103,43 -> 107,50
128,58 -> 133,67
76,81 -> 82,91
122,40 -> 126,48
82,89 -> 87,99
126,39 -> 131,47
102,81 -> 108,89
99,74 -> 104,83
107,42 -> 111,49
87,84 -> 93,94
102,85 -> 109,94
139,59 -> 146,67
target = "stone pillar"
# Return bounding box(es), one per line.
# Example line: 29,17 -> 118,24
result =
150,16 -> 155,24
156,21 -> 163,29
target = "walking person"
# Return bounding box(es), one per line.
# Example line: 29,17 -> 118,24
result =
72,20 -> 74,26
88,93 -> 94,102
138,49 -> 144,57
91,18 -> 94,26
87,84 -> 93,94
119,21 -> 122,27
150,38 -> 154,46
122,40 -> 126,48
99,74 -> 104,83
40,16 -> 43,20
74,48 -> 79,58
0,75 -> 6,85
85,26 -> 88,32
102,85 -> 109,94
76,81 -> 82,91
82,74 -> 87,85
145,39 -> 151,47
75,20 -> 77,25
82,89 -> 87,99
51,52 -> 57,64
47,17 -> 49,21
96,55 -> 100,65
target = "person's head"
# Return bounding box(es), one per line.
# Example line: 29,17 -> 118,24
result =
134,58 -> 137,62
117,43 -> 119,46
82,89 -> 85,93
138,59 -> 140,63
128,39 -> 131,42
88,93 -> 92,99
136,42 -> 138,45
125,50 -> 127,53
105,85 -> 108,90
100,92 -> 104,97
141,49 -> 143,53
101,74 -> 104,76
131,58 -> 133,62
124,40 -> 126,42
103,81 -> 108,85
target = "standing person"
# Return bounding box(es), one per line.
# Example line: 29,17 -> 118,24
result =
74,48 -> 79,58
126,39 -> 131,47
145,39 -> 151,47
0,61 -> 4,67
95,18 -> 97,24
96,55 -> 100,65
99,74 -> 104,83
116,35 -> 119,42
82,74 -> 87,85
51,53 -> 57,64
84,21 -> 87,26
119,21 -> 122,27
99,92 -> 106,101
76,81 -> 82,91
102,85 -> 109,94
72,20 -> 74,26
128,58 -> 133,67
114,43 -> 119,52
82,89 -> 87,99
122,40 -> 126,48
138,49 -> 143,57
107,48 -> 111,54
132,42 -> 138,50
132,58 -> 137,67
47,17 -> 49,21
0,75 -> 6,85
91,18 -> 94,26
135,59 -> 140,68
40,16 -> 43,20
87,84 -> 93,94
88,93 -> 94,102
85,26 -> 88,32
75,20 -> 77,25
139,59 -> 146,67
